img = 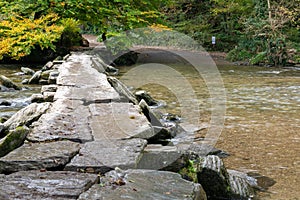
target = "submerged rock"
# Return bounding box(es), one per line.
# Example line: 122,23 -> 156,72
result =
0,75 -> 21,90
0,170 -> 98,199
0,126 -> 29,157
79,169 -> 207,200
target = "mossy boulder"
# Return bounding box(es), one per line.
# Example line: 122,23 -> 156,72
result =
0,126 -> 29,157
0,75 -> 21,90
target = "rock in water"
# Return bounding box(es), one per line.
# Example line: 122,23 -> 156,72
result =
79,169 -> 207,200
107,76 -> 138,104
227,169 -> 256,198
197,155 -> 231,199
20,67 -> 35,75
28,70 -> 42,84
0,75 -> 21,90
3,102 -> 51,131
135,90 -> 159,106
0,126 -> 29,157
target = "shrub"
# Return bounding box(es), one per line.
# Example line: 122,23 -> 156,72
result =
0,13 -> 64,60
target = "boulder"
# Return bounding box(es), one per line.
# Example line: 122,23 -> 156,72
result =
0,126 -> 29,157
137,144 -> 186,171
0,75 -> 21,90
48,71 -> 59,84
38,79 -> 48,85
30,93 -> 44,103
21,79 -> 29,84
41,84 -> 57,93
0,124 -> 3,133
43,91 -> 55,102
139,99 -> 163,127
0,140 -> 80,173
196,155 -> 231,199
3,102 -> 51,131
20,67 -> 35,75
227,170 -> 257,198
65,138 -> 147,174
28,70 -> 42,84
79,169 -> 207,200
0,100 -> 11,106
188,143 -> 230,158
107,76 -> 138,104
135,90 -> 159,106
41,70 -> 54,80
0,170 -> 98,199
41,61 -> 54,71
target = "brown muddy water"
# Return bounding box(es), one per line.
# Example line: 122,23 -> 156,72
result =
117,55 -> 300,200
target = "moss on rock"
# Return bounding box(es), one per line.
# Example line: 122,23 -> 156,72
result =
0,126 -> 29,157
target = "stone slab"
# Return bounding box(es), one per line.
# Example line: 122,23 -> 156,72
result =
137,144 -> 184,171
54,85 -> 119,102
65,139 -> 147,174
0,141 -> 80,173
78,169 -> 207,200
89,103 -> 154,140
28,100 -> 92,143
0,170 -> 98,200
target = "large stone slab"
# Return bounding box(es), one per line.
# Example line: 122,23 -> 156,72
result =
0,140 -> 80,173
65,139 -> 147,174
89,103 -> 154,140
137,144 -> 185,171
0,170 -> 98,200
78,169 -> 207,200
28,99 -> 92,143
54,85 -> 119,102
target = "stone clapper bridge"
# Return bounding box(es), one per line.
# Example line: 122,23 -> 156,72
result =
0,51 -> 257,199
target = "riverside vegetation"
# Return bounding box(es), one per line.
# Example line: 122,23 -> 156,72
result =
0,0 -> 299,66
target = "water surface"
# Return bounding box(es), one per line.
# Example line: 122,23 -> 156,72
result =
117,61 -> 300,200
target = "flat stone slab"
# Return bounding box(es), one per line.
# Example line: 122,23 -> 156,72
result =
54,85 -> 119,102
89,103 -> 154,140
0,141 -> 80,173
137,144 -> 184,171
78,169 -> 207,200
65,139 -> 147,174
28,99 -> 92,143
0,170 -> 98,200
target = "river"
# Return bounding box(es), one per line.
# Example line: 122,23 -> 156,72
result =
1,54 -> 299,199
0,64 -> 41,121
116,51 -> 300,200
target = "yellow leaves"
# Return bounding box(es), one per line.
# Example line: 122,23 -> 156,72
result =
149,24 -> 172,32
0,13 -> 64,60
